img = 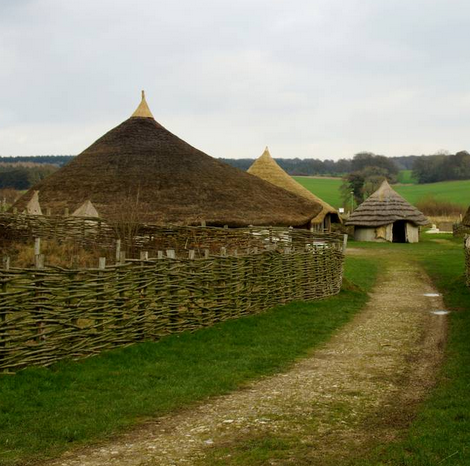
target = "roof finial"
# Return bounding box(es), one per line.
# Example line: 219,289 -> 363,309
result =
131,90 -> 154,119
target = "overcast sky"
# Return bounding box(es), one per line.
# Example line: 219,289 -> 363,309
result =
1,0 -> 469,160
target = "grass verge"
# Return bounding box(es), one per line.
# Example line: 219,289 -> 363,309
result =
0,255 -> 378,466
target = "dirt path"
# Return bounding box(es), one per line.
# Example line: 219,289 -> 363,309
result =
46,254 -> 447,466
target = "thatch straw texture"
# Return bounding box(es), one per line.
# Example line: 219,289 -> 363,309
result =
13,95 -> 321,227
345,180 -> 429,227
462,206 -> 470,226
247,148 -> 339,224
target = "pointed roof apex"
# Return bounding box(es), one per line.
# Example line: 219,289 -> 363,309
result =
131,90 -> 154,119
260,146 -> 272,159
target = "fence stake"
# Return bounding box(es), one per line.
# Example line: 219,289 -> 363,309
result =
2,256 -> 10,270
140,251 -> 149,261
188,250 -> 195,260
34,237 -> 41,256
115,239 -> 121,263
119,251 -> 126,264
204,249 -> 210,259
220,247 -> 227,257
157,250 -> 164,260
342,234 -> 348,253
166,249 -> 175,259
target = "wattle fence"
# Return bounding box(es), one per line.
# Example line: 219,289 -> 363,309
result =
465,235 -> 470,288
0,231 -> 344,373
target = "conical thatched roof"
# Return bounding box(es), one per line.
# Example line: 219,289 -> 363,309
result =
247,147 -> 340,224
345,180 -> 429,227
462,206 -> 470,226
14,93 -> 322,227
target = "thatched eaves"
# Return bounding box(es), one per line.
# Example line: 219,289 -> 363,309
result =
13,93 -> 322,227
462,206 -> 470,226
247,147 -> 340,224
345,180 -> 429,227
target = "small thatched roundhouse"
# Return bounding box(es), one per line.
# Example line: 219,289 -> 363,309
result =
346,180 -> 429,243
247,147 -> 340,231
14,92 -> 322,227
462,206 -> 470,227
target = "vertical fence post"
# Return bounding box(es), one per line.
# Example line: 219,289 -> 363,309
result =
0,256 -> 10,372
342,234 -> 348,253
35,250 -> 45,343
97,257 -> 106,333
115,239 -> 121,264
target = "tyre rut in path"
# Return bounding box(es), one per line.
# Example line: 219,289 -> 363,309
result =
46,254 -> 447,466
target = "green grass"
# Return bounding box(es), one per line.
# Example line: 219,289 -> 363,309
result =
0,256 -> 378,466
293,176 -> 343,208
294,176 -> 470,208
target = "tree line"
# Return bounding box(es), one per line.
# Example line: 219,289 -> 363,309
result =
1,150 -> 469,192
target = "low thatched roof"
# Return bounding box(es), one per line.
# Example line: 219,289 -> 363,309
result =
247,148 -> 340,224
345,180 -> 429,227
463,206 -> 470,226
14,92 -> 322,227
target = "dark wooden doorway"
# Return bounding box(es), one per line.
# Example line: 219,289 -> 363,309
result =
392,220 -> 407,243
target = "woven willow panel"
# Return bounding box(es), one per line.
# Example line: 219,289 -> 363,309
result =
465,236 -> 470,288
0,213 -> 341,258
0,244 -> 344,372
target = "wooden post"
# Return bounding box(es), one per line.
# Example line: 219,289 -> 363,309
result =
166,249 -> 175,259
34,237 -> 41,256
188,250 -> 196,260
119,251 -> 126,264
97,257 -> 106,333
220,247 -> 227,257
342,234 -> 348,253
157,250 -> 164,260
2,256 -> 10,270
200,220 -> 206,227
35,252 -> 45,343
115,239 -> 121,263
204,249 -> 210,259
34,254 -> 45,269
140,251 -> 149,261
46,208 -> 52,216
64,208 -> 69,217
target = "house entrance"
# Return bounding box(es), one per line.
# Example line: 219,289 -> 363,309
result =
392,220 -> 407,243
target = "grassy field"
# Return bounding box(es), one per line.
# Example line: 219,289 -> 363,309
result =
0,256 -> 378,466
293,175 -> 470,209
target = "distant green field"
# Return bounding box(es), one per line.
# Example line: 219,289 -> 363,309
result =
293,177 -> 343,208
397,169 -> 417,184
294,176 -> 470,208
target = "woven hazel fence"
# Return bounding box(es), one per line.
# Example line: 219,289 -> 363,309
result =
465,236 -> 470,288
0,212 -> 341,259
0,239 -> 344,373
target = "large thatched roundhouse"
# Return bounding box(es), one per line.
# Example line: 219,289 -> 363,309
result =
346,180 -> 429,243
247,147 -> 341,231
14,93 -> 322,227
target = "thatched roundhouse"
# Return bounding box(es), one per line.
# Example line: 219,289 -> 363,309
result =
14,93 -> 322,227
462,206 -> 470,227
247,147 -> 341,231
346,180 -> 429,243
